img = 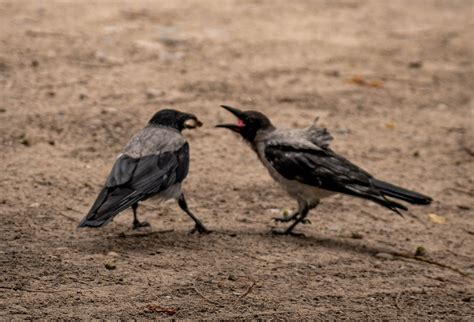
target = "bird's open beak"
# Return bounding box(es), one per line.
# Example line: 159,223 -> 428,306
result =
184,117 -> 203,129
216,105 -> 245,132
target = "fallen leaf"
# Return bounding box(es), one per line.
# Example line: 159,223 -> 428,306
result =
368,80 -> 384,88
427,213 -> 446,224
349,75 -> 366,85
384,122 -> 396,129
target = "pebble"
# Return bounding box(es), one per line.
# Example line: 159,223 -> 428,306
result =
107,251 -> 119,257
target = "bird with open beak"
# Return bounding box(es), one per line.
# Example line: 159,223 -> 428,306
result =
217,105 -> 432,236
79,109 -> 209,233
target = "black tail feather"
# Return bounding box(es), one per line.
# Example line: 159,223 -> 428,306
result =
371,179 -> 432,205
78,186 -> 141,228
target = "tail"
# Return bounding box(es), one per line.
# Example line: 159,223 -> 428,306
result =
78,186 -> 139,228
371,178 -> 432,205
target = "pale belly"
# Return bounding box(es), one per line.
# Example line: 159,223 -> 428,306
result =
269,168 -> 335,204
145,183 -> 182,202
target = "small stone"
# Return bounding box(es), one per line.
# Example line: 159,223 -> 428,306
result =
29,202 -> 40,208
21,138 -> 31,146
408,61 -> 423,69
437,103 -> 448,110
104,262 -> 116,270
101,107 -> 118,114
324,70 -> 340,77
134,39 -> 164,51
146,88 -> 164,99
107,251 -> 119,257
415,246 -> 427,257
351,232 -> 363,239
228,273 -> 237,281
375,252 -> 394,260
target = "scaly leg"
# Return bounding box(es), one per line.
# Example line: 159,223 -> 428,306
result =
132,203 -> 150,229
178,193 -> 210,234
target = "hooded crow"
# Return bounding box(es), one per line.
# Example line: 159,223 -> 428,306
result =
79,109 -> 209,233
217,105 -> 432,236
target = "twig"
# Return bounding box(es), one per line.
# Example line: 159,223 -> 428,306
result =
192,278 -> 257,306
443,187 -> 474,196
395,293 -> 403,310
192,282 -> 221,305
446,249 -> 472,259
390,252 -> 469,277
0,286 -> 74,293
58,211 -> 77,222
232,279 -> 256,304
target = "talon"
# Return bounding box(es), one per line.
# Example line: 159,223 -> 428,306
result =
189,224 -> 211,234
273,216 -> 293,223
132,221 -> 150,230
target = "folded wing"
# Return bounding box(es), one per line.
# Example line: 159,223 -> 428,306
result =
79,142 -> 189,227
264,144 -> 408,214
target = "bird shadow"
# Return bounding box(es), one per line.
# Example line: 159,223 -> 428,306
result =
73,224 -> 403,260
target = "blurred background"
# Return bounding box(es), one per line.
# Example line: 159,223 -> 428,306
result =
0,0 -> 472,319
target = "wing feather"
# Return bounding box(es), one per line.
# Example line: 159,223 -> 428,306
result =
264,144 -> 407,213
79,142 -> 189,227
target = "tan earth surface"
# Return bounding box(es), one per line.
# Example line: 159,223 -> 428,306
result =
1,0 -> 473,319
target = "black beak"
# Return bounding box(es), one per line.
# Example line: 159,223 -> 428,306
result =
216,105 -> 245,131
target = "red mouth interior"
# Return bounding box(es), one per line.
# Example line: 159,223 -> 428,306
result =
237,119 -> 246,127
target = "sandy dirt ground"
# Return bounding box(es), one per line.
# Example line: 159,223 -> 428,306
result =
1,0 -> 473,319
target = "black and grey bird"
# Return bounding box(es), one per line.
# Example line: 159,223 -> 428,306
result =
217,105 -> 432,236
79,109 -> 209,233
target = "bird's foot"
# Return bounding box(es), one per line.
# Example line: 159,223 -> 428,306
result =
132,220 -> 150,230
273,216 -> 293,223
271,229 -> 305,237
189,223 -> 211,235
273,216 -> 311,224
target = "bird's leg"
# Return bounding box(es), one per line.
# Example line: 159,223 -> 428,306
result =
272,200 -> 317,237
273,203 -> 313,224
273,203 -> 318,224
178,193 -> 210,234
132,203 -> 150,229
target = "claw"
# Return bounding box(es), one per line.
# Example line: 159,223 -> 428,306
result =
189,224 -> 211,235
132,221 -> 150,230
273,216 -> 294,223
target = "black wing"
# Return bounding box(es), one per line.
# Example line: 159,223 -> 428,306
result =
264,144 -> 407,213
79,143 -> 189,227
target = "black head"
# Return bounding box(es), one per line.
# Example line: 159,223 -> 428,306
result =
148,109 -> 202,132
216,105 -> 274,142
